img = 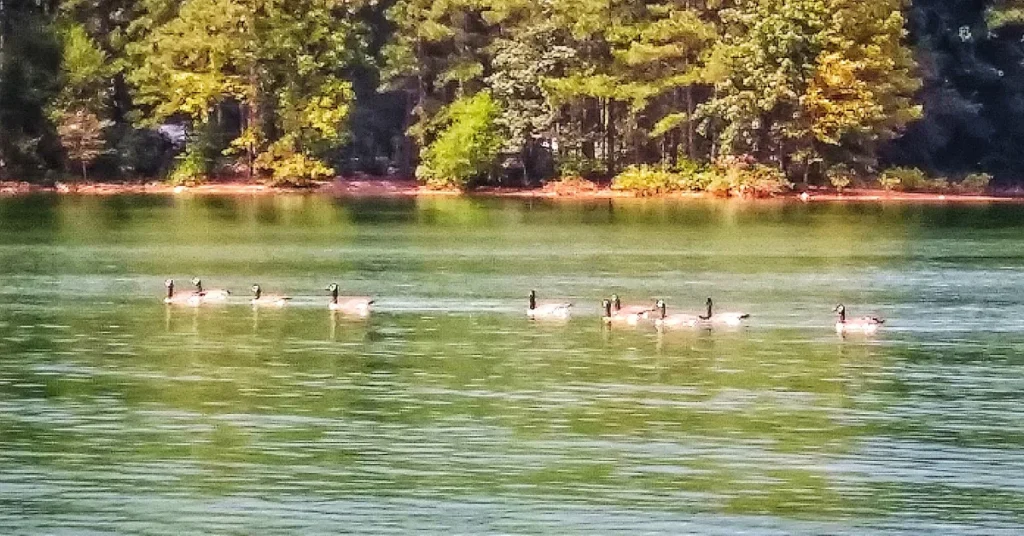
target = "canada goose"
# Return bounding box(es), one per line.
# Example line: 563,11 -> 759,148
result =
191,277 -> 230,302
327,283 -> 374,315
163,279 -> 201,306
834,304 -> 884,333
250,284 -> 290,308
699,297 -> 749,326
602,299 -> 645,325
611,294 -> 655,316
527,290 -> 572,319
652,299 -> 700,328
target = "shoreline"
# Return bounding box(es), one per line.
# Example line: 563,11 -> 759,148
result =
1,178 -> 1022,203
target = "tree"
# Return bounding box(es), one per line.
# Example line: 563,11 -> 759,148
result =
416,91 -> 503,189
988,0 -> 1024,27
486,21 -> 576,183
128,0 -> 364,184
383,0 -> 510,176
57,108 -> 107,181
697,0 -> 920,180
0,3 -> 63,179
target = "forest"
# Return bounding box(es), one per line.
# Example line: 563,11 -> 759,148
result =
1,0 -> 1023,194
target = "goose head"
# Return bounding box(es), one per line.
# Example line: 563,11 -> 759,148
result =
251,284 -> 262,299
326,283 -> 339,301
655,299 -> 667,319
834,304 -> 846,322
611,294 -> 622,311
191,277 -> 203,293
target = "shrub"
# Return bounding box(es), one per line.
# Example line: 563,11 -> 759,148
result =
959,172 -> 992,194
417,92 -> 503,190
827,164 -> 854,192
611,165 -> 684,196
879,167 -> 927,191
610,159 -> 711,196
706,157 -> 791,198
739,164 -> 791,197
681,170 -> 714,191
927,177 -> 951,192
254,140 -> 333,187
556,154 -> 606,179
168,145 -> 208,186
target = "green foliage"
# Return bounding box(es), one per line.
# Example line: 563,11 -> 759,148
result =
129,0 -> 359,181
987,1 -> 1024,28
929,177 -> 951,192
168,145 -> 209,186
416,92 -> 503,190
827,164 -> 854,192
697,0 -> 921,176
959,173 -> 993,194
611,165 -> 684,196
254,140 -> 334,187
128,0 -> 251,124
486,25 -> 575,177
556,154 -> 606,179
0,9 -> 63,179
879,167 -> 927,191
610,159 -> 708,196
54,23 -> 110,115
0,0 -> 1011,187
610,158 -> 788,198
705,157 -> 792,198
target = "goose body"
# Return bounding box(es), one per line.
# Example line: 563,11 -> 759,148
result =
327,283 -> 374,315
601,299 -> 645,325
192,278 -> 230,303
250,285 -> 291,308
527,290 -> 572,319
163,279 -> 202,306
834,304 -> 884,333
611,294 -> 655,316
698,298 -> 749,326
652,300 -> 701,328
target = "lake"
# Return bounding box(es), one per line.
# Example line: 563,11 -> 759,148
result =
2,194 -> 1024,535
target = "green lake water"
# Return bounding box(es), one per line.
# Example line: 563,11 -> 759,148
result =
2,194 -> 1024,534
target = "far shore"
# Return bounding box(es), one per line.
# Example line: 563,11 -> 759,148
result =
1,177 -> 1022,203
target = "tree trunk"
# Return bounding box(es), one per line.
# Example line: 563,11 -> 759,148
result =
606,100 -> 616,176
686,85 -> 695,160
582,100 -> 597,161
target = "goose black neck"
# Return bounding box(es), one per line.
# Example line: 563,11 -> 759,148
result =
613,296 -> 621,312
659,303 -> 667,320
704,299 -> 713,319
529,293 -> 536,311
167,283 -> 174,299
602,300 -> 611,317
331,287 -> 339,303
195,281 -> 204,293
838,309 -> 846,323
254,287 -> 261,299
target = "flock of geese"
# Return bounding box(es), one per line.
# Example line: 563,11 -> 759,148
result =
164,278 -> 374,315
166,279 -> 885,334
532,292 -> 883,334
